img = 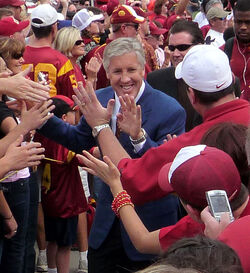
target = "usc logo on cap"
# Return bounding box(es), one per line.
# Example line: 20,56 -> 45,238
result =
118,10 -> 126,16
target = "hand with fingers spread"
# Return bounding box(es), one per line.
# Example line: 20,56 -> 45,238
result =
0,66 -> 50,102
73,81 -> 114,128
20,99 -> 55,132
77,151 -> 123,195
200,206 -> 231,239
118,95 -> 142,140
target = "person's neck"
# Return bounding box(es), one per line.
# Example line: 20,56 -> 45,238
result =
69,57 -> 77,65
199,93 -> 236,117
233,195 -> 249,219
30,37 -> 53,48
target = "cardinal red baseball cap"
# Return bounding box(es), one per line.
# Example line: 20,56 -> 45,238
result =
0,0 -> 24,7
110,5 -> 145,24
149,21 -> 167,35
158,145 -> 241,209
0,16 -> 29,36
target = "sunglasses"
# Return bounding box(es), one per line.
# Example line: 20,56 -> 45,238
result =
124,24 -> 139,31
168,44 -> 194,52
12,52 -> 23,59
217,17 -> 226,21
75,40 -> 84,46
97,20 -> 105,24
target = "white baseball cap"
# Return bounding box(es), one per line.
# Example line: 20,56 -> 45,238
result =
175,44 -> 233,92
72,9 -> 104,31
31,4 -> 58,28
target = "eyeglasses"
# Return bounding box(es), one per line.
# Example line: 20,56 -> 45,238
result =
168,44 -> 194,51
12,53 -> 23,59
124,24 -> 139,31
75,40 -> 84,46
217,17 -> 226,21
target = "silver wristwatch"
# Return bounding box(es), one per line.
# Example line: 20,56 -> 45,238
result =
92,124 -> 110,138
129,128 -> 147,145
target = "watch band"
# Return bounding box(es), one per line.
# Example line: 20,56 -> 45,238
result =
129,128 -> 147,145
92,124 -> 110,138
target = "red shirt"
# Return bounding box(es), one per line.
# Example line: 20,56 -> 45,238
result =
230,39 -> 250,101
118,99 -> 249,205
23,46 -> 77,98
39,136 -> 88,218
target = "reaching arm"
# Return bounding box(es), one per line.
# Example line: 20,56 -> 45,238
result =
78,151 -> 162,254
0,66 -> 50,102
73,82 -> 130,166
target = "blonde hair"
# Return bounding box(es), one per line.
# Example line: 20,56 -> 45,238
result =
54,27 -> 81,58
0,37 -> 25,62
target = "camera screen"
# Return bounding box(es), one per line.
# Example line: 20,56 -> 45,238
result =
210,195 -> 230,213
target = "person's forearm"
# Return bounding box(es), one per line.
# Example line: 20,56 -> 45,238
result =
97,127 -> 130,166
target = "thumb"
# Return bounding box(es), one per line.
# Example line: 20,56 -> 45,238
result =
107,99 -> 115,117
21,100 -> 27,113
0,71 -> 12,78
19,65 -> 32,77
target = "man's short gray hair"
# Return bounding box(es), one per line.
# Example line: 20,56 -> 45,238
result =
103,37 -> 145,72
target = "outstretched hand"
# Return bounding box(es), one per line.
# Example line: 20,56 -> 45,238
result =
77,151 -> 123,195
73,81 -> 114,128
117,95 -> 142,139
6,66 -> 50,102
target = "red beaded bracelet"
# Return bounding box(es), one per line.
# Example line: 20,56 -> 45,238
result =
111,190 -> 134,217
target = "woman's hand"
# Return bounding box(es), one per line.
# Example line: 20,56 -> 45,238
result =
77,151 -> 123,195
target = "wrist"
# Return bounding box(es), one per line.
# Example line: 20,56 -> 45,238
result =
130,129 -> 143,140
129,128 -> 147,145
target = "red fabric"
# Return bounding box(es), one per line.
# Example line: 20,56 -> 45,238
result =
230,39 -> 250,101
73,62 -> 86,87
36,134 -> 88,218
218,200 -> 250,273
201,24 -> 210,38
118,99 -> 249,205
160,196 -> 250,251
23,46 -> 77,98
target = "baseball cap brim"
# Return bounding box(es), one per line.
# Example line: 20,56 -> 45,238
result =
175,61 -> 183,80
158,162 -> 175,193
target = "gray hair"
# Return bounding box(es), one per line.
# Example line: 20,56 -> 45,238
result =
103,37 -> 145,72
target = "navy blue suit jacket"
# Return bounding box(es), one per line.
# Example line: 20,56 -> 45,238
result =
39,81 -> 186,260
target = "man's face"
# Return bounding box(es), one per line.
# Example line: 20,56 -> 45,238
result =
234,10 -> 250,44
210,17 -> 227,33
168,32 -> 194,67
106,52 -> 145,98
123,23 -> 139,38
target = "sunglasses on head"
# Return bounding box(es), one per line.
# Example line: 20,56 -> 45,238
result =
168,44 -> 194,51
12,52 -> 23,59
75,40 -> 84,46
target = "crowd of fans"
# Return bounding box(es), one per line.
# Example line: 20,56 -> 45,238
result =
0,0 -> 249,273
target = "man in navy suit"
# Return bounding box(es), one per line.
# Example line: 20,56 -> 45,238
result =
39,37 -> 186,273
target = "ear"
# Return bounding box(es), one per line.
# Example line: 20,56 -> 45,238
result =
186,204 -> 202,223
186,87 -> 196,105
62,113 -> 67,122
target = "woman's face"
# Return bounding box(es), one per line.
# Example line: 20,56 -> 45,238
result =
71,35 -> 85,57
6,51 -> 24,75
0,57 -> 12,74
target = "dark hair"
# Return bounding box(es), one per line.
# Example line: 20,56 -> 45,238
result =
161,236 -> 243,273
154,0 -> 167,15
170,20 -> 204,44
87,6 -> 103,14
51,98 -> 72,118
31,19 -> 54,39
233,0 -> 250,12
192,83 -> 234,105
201,122 -> 249,188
